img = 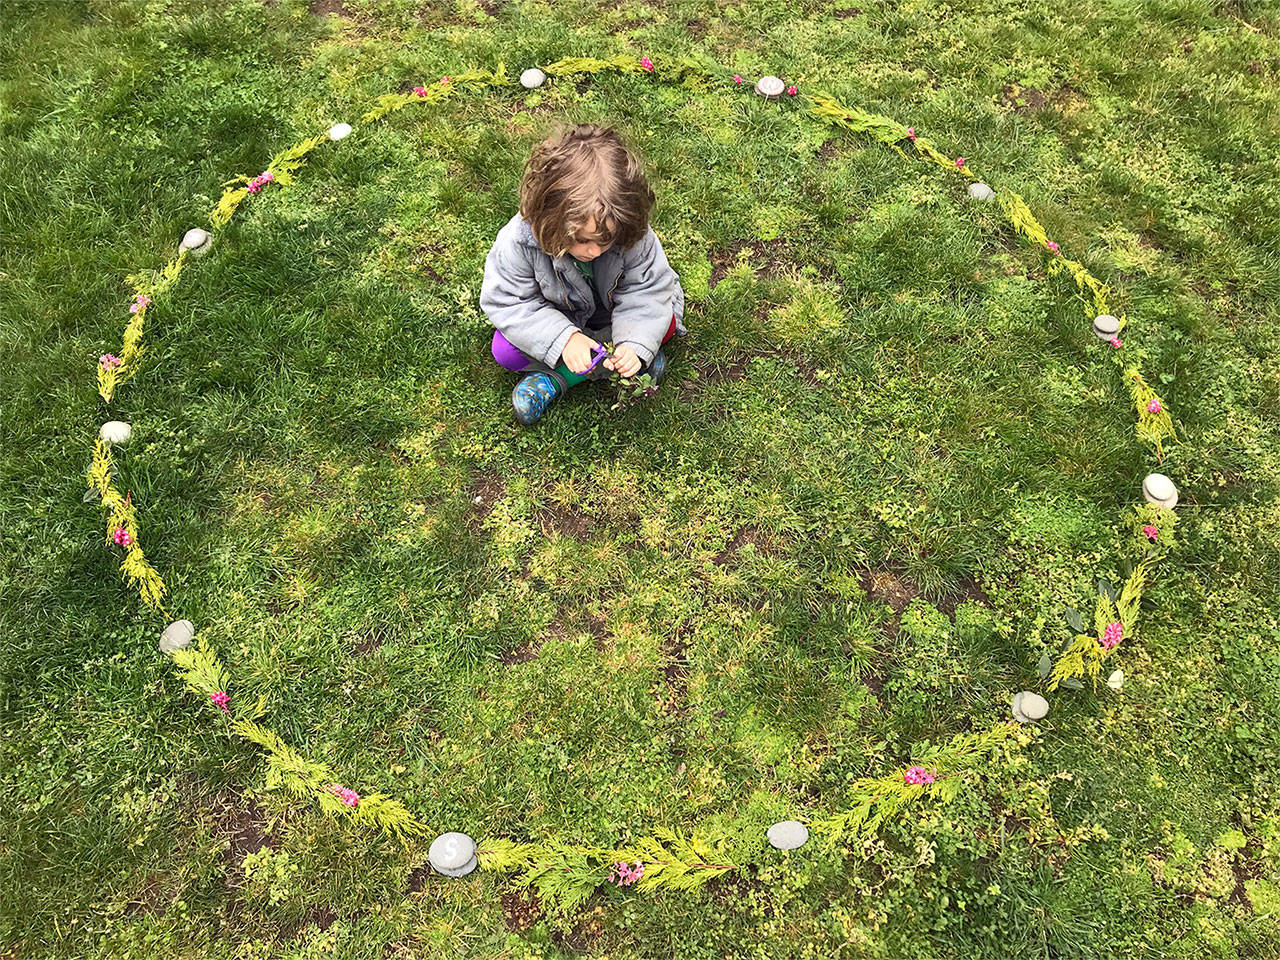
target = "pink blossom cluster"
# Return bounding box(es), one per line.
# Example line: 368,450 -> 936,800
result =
328,784 -> 360,807
99,353 -> 122,371
907,127 -> 916,141
1147,399 -> 1162,414
440,76 -> 449,84
1109,337 -> 1123,349
640,57 -> 654,72
1143,524 -> 1159,541
210,691 -> 230,714
130,294 -> 151,314
1100,621 -> 1123,651
903,765 -> 936,785
246,170 -> 274,194
608,860 -> 644,886
955,156 -> 965,169
1046,241 -> 1060,255
786,85 -> 798,96
112,527 -> 132,546
734,74 -> 743,84
413,85 -> 428,96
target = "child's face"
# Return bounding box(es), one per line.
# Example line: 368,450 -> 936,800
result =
566,216 -> 614,261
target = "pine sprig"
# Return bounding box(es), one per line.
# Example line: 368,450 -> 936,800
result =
170,638 -> 233,701
1126,369 -> 1176,460
1048,562 -> 1152,690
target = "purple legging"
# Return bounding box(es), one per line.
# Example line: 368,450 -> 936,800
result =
491,314 -> 679,372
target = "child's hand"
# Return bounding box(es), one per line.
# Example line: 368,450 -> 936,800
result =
603,344 -> 642,378
561,331 -> 601,374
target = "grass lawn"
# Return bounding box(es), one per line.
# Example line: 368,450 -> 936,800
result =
3,0 -> 1280,957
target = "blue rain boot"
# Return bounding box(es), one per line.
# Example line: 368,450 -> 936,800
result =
640,348 -> 668,384
512,370 -> 567,425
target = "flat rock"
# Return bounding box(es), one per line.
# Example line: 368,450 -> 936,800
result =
180,228 -> 212,256
328,122 -> 352,140
1107,669 -> 1124,691
1142,473 -> 1178,509
966,181 -> 995,201
429,832 -> 477,873
520,68 -> 545,89
1092,314 -> 1121,340
99,421 -> 131,445
766,820 -> 809,850
755,75 -> 785,98
1012,691 -> 1049,722
159,619 -> 194,654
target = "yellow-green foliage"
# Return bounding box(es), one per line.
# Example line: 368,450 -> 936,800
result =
998,193 -> 1112,319
1048,562 -> 1151,691
170,637 -> 233,699
1127,369 -> 1177,459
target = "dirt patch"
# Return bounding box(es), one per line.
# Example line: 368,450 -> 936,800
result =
414,243 -> 446,283
999,83 -> 1084,114
352,624 -> 387,656
477,0 -> 503,15
407,863 -> 431,893
712,525 -> 772,567
934,575 -> 991,616
307,907 -> 338,931
550,906 -> 606,952
709,238 -> 795,290
499,640 -> 541,665
502,890 -> 544,931
817,138 -> 844,162
537,503 -> 592,539
689,346 -> 822,390
466,470 -> 507,526
310,0 -> 350,16
833,6 -> 862,16
860,565 -> 919,639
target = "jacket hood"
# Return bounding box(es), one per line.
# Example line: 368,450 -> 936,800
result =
513,215 -> 542,250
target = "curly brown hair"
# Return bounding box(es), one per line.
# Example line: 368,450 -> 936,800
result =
518,122 -> 655,257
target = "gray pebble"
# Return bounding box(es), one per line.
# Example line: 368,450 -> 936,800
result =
99,420 -> 131,445
1012,691 -> 1049,723
766,820 -> 809,850
1092,314 -> 1120,340
520,68 -> 546,89
966,182 -> 995,201
1142,473 -> 1178,509
180,228 -> 212,257
429,832 -> 478,876
159,619 -> 195,654
1107,669 -> 1124,691
328,122 -> 353,141
754,76 -> 785,98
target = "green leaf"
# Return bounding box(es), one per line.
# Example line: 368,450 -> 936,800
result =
1065,606 -> 1085,633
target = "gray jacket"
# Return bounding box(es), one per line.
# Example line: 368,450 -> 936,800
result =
480,212 -> 686,368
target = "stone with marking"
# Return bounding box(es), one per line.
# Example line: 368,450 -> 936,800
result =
766,820 -> 809,850
180,228 -> 212,257
1092,314 -> 1121,340
99,421 -> 131,445
966,182 -> 995,201
1142,473 -> 1178,510
429,832 -> 478,877
1012,691 -> 1049,723
520,68 -> 546,89
754,76 -> 785,98
159,619 -> 195,654
328,122 -> 353,141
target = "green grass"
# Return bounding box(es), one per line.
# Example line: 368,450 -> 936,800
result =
3,0 -> 1280,956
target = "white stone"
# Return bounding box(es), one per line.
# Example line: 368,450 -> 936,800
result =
429,832 -> 477,875
159,619 -> 195,654
766,820 -> 809,850
180,228 -> 212,257
1092,314 -> 1121,340
520,68 -> 546,89
755,75 -> 785,98
328,122 -> 352,141
1012,691 -> 1049,722
966,182 -> 995,201
1107,669 -> 1124,691
1142,473 -> 1178,510
99,421 -> 131,445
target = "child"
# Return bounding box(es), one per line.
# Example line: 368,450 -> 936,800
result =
480,122 -> 686,424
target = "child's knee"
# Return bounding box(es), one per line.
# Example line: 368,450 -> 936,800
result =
491,330 -> 530,372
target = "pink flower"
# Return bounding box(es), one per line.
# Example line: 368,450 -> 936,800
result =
129,294 -> 151,314
1147,399 -> 1162,414
907,127 -> 916,141
1109,337 -> 1123,349
440,76 -> 449,84
640,57 -> 654,72
99,353 -> 122,370
1046,241 -> 1060,255
734,74 -> 743,84
210,691 -> 230,714
608,860 -> 645,886
328,784 -> 360,807
786,85 -> 798,96
413,86 -> 427,96
1100,621 -> 1123,651
247,181 -> 260,194
261,171 -> 273,183
904,765 -> 936,785
955,156 -> 965,168
112,527 -> 132,547
1143,524 -> 1159,541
